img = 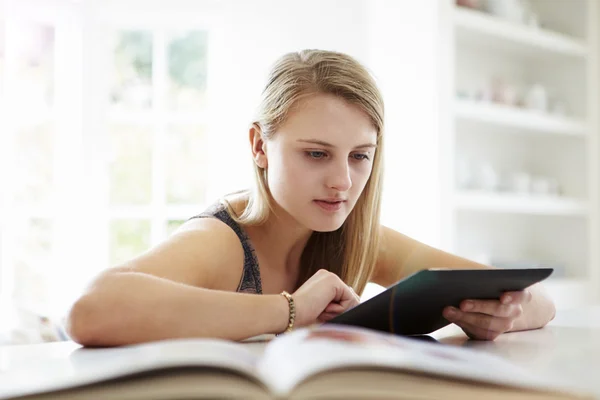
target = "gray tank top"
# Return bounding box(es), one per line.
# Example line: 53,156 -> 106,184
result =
189,202 -> 263,294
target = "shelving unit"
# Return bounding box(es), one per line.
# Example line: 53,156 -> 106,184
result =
453,191 -> 588,216
439,0 -> 599,308
455,99 -> 587,136
454,6 -> 588,59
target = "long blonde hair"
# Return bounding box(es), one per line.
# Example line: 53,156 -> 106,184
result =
224,49 -> 384,295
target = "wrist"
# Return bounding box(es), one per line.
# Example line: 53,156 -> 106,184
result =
278,291 -> 296,334
520,285 -> 556,331
265,294 -> 292,335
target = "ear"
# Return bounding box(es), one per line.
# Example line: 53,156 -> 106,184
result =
249,124 -> 268,169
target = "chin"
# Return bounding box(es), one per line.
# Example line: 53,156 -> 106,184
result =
302,202 -> 353,232
311,225 -> 342,233
307,216 -> 346,233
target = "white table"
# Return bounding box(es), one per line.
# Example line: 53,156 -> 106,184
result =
432,306 -> 600,398
1,307 -> 599,398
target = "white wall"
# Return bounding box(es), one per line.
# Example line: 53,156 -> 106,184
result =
3,0 -> 445,295
367,0 -> 443,247
90,0 -> 445,246
208,0 -> 371,197
207,0 -> 444,248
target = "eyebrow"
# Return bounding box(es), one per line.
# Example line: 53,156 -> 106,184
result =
297,139 -> 377,149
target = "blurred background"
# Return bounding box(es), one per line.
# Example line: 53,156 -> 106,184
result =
0,0 -> 598,344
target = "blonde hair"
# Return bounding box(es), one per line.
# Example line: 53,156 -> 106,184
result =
224,49 -> 385,295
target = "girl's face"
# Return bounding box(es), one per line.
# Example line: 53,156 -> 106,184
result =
257,93 -> 377,232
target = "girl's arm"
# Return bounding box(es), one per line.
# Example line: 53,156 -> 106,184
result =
66,219 -> 359,346
370,225 -> 556,338
66,219 -> 288,345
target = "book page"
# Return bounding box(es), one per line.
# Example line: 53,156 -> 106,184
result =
257,324 -> 571,397
0,339 -> 263,400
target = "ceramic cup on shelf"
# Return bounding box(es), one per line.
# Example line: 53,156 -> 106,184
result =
502,84 -> 520,106
531,176 -> 561,195
524,9 -> 540,28
530,176 -> 550,195
456,0 -> 482,10
547,178 -> 561,196
485,0 -> 527,23
479,163 -> 501,192
511,172 -> 531,194
524,84 -> 548,112
550,98 -> 569,116
456,158 -> 475,190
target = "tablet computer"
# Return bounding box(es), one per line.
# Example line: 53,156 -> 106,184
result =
326,268 -> 553,335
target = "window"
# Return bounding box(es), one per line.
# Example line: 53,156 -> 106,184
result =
105,28 -> 211,266
0,1 -> 219,320
0,18 -> 57,312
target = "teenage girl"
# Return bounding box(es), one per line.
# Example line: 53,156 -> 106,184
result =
66,50 -> 555,346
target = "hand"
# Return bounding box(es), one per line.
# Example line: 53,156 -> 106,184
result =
442,290 -> 533,341
292,269 -> 360,327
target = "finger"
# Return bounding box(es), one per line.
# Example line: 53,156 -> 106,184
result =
454,320 -> 502,341
348,286 -> 361,303
501,289 -> 532,305
329,275 -> 356,303
317,312 -> 340,323
460,300 -> 523,318
324,303 -> 346,313
336,284 -> 360,309
444,307 -> 514,333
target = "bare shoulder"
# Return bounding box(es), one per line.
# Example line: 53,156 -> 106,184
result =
372,224 -> 490,287
109,216 -> 245,292
371,225 -> 419,287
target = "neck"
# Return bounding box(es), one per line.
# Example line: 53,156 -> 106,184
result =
252,203 -> 313,274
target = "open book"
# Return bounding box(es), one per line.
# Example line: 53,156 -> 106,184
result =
0,325 -> 590,400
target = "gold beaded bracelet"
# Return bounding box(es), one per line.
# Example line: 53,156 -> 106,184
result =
280,291 -> 295,334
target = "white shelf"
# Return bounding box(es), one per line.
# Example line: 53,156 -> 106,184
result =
445,1 -> 599,305
454,7 -> 588,59
453,191 -> 588,216
455,99 -> 587,136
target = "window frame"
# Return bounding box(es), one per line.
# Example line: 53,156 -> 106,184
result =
0,0 -> 223,317
92,8 -> 220,262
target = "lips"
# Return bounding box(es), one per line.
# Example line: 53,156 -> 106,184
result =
313,199 -> 346,212
315,198 -> 347,203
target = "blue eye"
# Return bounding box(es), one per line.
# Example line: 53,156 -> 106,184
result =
352,153 -> 370,161
307,151 -> 326,159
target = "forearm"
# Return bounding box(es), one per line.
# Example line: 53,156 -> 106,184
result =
423,249 -> 556,331
66,272 -> 289,346
386,242 -> 557,332
421,248 -> 556,331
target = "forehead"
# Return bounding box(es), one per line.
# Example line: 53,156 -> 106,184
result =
276,93 -> 377,144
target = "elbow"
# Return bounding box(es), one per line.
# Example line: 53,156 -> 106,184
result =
66,282 -> 125,346
66,270 -> 133,346
534,285 -> 556,328
65,296 -> 95,346
540,284 -> 556,326
65,295 -> 108,347
546,297 -> 557,324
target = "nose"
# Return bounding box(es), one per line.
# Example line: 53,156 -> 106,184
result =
326,158 -> 352,192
